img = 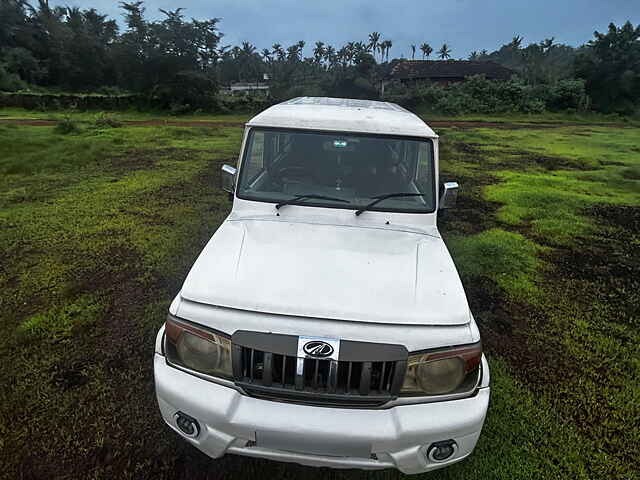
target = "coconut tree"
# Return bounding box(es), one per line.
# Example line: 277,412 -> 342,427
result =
272,43 -> 285,61
380,39 -> 392,62
468,50 -> 479,60
410,44 -> 416,59
324,45 -> 336,68
420,42 -> 433,59
313,41 -> 325,64
437,43 -> 451,59
296,40 -> 305,58
241,41 -> 255,55
509,35 -> 523,50
368,31 -> 381,60
354,41 -> 367,56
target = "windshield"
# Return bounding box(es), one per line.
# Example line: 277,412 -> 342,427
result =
236,128 -> 436,213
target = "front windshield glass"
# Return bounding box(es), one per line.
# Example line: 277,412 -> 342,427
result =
236,128 -> 436,213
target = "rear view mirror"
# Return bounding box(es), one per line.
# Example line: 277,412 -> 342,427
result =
439,182 -> 459,209
221,164 -> 237,195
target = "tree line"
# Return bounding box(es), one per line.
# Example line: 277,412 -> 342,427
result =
1,0 -> 638,114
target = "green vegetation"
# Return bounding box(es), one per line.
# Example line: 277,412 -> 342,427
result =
1,2 -> 639,114
0,112 -> 638,478
439,121 -> 639,479
386,76 -> 589,114
448,229 -> 542,300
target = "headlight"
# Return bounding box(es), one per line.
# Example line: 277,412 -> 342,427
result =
401,342 -> 482,396
164,315 -> 232,379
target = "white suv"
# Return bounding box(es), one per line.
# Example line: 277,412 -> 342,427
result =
154,97 -> 490,474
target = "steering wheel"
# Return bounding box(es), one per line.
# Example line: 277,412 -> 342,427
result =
276,165 -> 314,185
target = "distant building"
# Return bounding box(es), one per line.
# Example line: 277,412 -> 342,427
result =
225,82 -> 270,95
390,60 -> 515,87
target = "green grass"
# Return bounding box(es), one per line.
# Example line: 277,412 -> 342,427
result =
0,110 -> 638,479
438,121 -> 639,479
417,109 -> 640,125
0,106 -> 250,123
448,229 -> 543,301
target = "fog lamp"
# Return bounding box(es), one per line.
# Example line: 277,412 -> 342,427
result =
174,412 -> 200,438
427,440 -> 458,462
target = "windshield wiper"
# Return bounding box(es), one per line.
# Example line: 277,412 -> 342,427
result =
355,193 -> 426,216
275,194 -> 349,210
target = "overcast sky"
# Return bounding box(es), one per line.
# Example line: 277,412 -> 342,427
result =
52,0 -> 638,58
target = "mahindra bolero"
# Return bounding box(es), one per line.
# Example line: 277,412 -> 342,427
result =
154,97 -> 490,474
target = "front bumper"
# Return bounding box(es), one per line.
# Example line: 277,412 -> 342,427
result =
154,353 -> 490,474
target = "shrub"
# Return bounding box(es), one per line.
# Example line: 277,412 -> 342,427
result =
149,70 -> 219,112
544,79 -> 589,111
93,112 -> 122,128
387,75 -> 590,114
54,116 -> 80,134
0,63 -> 26,91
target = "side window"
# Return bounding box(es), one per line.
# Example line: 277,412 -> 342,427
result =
415,142 -> 433,193
245,131 -> 265,182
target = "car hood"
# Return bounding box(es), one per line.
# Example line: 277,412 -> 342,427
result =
180,217 -> 470,326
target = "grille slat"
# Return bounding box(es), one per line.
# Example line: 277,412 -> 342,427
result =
232,331 -> 407,408
313,359 -> 319,389
263,352 -> 273,387
359,361 -> 372,395
281,355 -> 287,387
233,334 -> 406,408
249,349 -> 255,381
379,362 -> 387,392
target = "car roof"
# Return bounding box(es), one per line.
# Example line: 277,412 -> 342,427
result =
246,97 -> 437,138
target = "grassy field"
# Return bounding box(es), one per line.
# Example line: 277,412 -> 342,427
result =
0,110 -> 638,479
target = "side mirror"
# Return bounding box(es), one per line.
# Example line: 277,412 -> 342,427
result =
221,164 -> 237,195
439,182 -> 459,209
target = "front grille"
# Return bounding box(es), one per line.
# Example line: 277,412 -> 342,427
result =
232,331 -> 407,408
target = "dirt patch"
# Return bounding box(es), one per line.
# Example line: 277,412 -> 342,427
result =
474,204 -> 639,390
552,204 -> 639,281
106,148 -> 199,177
439,139 -> 502,235
440,194 -> 501,235
549,204 -> 640,320
524,154 -> 592,170
51,363 -> 90,390
593,204 -> 640,231
488,150 -> 594,171
108,149 -> 157,172
463,279 -> 574,388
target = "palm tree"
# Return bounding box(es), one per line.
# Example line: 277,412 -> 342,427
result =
381,39 -> 392,62
438,43 -> 451,59
324,45 -> 336,68
272,43 -> 285,61
354,41 -> 367,56
261,48 -> 271,62
241,41 -> 256,55
540,37 -> 554,53
509,35 -> 523,50
420,43 -> 433,59
368,32 -> 381,60
468,50 -> 479,60
286,44 -> 299,62
313,41 -> 325,64
410,44 -> 416,60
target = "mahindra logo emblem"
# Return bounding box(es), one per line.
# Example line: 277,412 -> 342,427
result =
303,340 -> 334,358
